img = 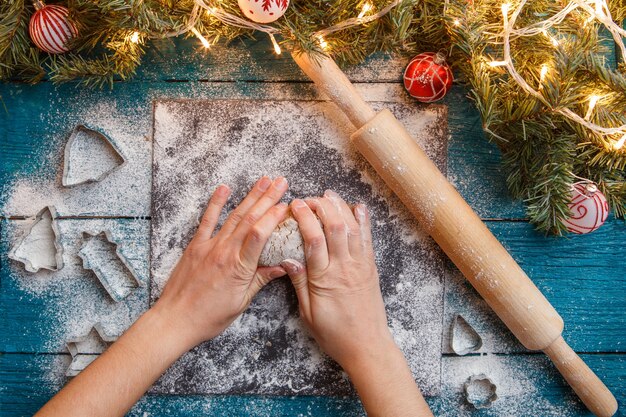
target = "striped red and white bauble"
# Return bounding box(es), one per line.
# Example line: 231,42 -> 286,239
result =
403,52 -> 453,103
563,183 -> 609,234
29,1 -> 78,54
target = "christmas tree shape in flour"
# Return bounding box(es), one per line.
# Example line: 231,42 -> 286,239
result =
62,125 -> 125,187
9,206 -> 64,273
78,231 -> 141,302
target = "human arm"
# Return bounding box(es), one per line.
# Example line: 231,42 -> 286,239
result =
281,191 -> 433,417
35,176 -> 290,417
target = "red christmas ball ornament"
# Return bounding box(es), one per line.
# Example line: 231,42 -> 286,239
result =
563,183 -> 609,234
29,1 -> 78,54
403,52 -> 453,103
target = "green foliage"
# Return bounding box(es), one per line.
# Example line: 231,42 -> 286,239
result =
446,0 -> 626,234
0,0 -> 624,233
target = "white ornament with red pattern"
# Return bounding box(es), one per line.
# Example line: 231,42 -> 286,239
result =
563,183 -> 609,234
29,0 -> 78,54
237,0 -> 290,24
403,52 -> 453,103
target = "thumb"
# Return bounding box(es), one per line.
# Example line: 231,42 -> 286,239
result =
247,266 -> 285,300
281,259 -> 311,320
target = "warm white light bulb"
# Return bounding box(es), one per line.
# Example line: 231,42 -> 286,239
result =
453,19 -> 461,26
358,2 -> 373,19
318,35 -> 329,50
130,31 -> 140,43
614,134 -> 626,150
585,94 -> 600,119
191,27 -> 210,48
540,64 -> 549,81
542,30 -> 559,46
269,33 -> 281,55
489,60 -> 508,67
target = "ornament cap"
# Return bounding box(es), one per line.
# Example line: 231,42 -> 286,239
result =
584,183 -> 598,196
33,0 -> 45,10
434,51 -> 448,65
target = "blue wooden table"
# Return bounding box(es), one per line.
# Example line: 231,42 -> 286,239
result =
1,38 -> 625,416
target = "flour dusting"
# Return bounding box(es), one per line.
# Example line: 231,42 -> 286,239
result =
150,99 -> 449,396
1,218 -> 149,353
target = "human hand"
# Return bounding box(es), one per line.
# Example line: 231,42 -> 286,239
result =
154,176 -> 289,349
281,190 -> 394,369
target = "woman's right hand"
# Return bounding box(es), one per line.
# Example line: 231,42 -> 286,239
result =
282,190 -> 433,417
281,190 -> 394,369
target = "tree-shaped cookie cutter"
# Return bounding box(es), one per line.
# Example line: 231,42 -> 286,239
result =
62,125 -> 126,187
66,323 -> 117,377
8,206 -> 64,273
78,231 -> 142,302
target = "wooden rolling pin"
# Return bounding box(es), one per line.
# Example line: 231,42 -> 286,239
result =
292,51 -> 618,417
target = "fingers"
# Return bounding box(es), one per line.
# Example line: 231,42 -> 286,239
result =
240,202 -> 289,266
324,190 -> 362,257
354,203 -> 373,254
307,195 -> 350,259
247,266 -> 286,300
195,184 -> 231,241
220,176 -> 273,235
290,199 -> 329,269
281,259 -> 311,320
231,177 -> 289,243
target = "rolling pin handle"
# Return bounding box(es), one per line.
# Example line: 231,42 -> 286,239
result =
543,336 -> 618,417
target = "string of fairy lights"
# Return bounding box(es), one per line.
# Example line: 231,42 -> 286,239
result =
126,0 -> 625,151
481,0 -> 626,150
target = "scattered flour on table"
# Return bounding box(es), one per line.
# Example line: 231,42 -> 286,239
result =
439,352 -> 583,416
149,99 -> 449,396
2,218 -> 149,358
1,99 -> 151,217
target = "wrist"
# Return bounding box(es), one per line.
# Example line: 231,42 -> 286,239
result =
148,300 -> 206,353
340,332 -> 399,375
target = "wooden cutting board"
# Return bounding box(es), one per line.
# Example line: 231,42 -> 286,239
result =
150,99 -> 449,396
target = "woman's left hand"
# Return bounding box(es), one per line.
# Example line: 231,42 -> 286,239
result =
155,176 -> 289,348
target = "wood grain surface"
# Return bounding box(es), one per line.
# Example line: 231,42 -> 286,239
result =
0,37 -> 624,416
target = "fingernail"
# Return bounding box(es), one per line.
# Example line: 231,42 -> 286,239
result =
270,268 -> 287,279
258,176 -> 271,191
216,184 -> 230,196
355,204 -> 367,220
274,176 -> 288,190
291,199 -> 307,209
281,259 -> 303,274
324,190 -> 338,198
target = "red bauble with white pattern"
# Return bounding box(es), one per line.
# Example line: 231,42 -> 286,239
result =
403,52 -> 453,103
563,183 -> 609,234
29,1 -> 78,54
238,0 -> 290,23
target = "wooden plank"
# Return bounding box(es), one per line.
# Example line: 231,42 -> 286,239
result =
442,87 -> 526,219
149,99 -> 448,396
0,80 -> 525,219
0,218 -> 149,353
443,219 -> 626,354
431,353 -> 625,416
1,352 -> 623,416
136,36 -> 619,83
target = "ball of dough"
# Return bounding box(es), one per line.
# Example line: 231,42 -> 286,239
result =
258,215 -> 305,266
